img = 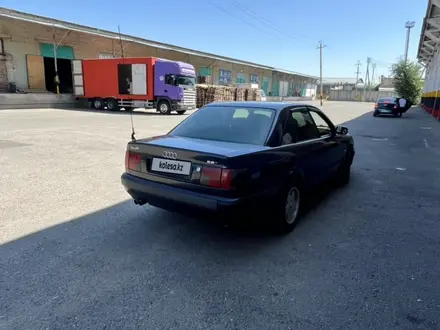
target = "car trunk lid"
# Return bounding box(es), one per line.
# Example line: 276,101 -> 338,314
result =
377,100 -> 397,111
125,135 -> 268,190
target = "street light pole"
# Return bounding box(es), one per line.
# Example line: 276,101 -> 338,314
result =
404,21 -> 415,62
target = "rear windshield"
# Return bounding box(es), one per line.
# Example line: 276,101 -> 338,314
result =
378,97 -> 396,103
169,106 -> 276,145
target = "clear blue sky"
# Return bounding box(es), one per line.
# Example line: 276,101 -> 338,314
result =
2,0 -> 426,79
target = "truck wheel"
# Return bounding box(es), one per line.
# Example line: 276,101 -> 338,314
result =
177,110 -> 186,115
157,100 -> 171,115
106,98 -> 119,111
92,98 -> 104,110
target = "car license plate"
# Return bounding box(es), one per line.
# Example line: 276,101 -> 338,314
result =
381,109 -> 391,113
151,158 -> 191,175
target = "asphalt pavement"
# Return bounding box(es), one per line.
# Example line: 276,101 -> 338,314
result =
1,103 -> 440,329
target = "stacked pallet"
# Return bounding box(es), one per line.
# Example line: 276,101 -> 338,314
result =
235,88 -> 246,101
224,86 -> 235,101
196,84 -> 208,108
204,86 -> 225,104
246,88 -> 261,101
195,84 -> 261,107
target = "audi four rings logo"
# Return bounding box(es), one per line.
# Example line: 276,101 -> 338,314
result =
163,151 -> 177,159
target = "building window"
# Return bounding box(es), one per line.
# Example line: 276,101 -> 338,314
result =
0,39 -> 5,55
218,69 -> 232,85
250,74 -> 259,84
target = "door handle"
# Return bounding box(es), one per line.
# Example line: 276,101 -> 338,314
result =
164,89 -> 168,92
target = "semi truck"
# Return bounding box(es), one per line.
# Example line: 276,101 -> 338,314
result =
71,57 -> 196,115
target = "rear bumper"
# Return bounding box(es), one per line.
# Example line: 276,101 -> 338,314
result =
121,173 -> 264,214
375,108 -> 400,115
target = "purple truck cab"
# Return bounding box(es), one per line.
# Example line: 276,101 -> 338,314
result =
154,59 -> 196,113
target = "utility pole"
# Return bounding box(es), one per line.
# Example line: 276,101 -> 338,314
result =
317,40 -> 326,106
404,21 -> 415,62
371,63 -> 376,86
355,60 -> 361,84
362,57 -> 371,101
354,60 -> 361,100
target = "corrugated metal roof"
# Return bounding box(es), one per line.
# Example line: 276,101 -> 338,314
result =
0,7 -> 318,79
273,68 -> 319,80
322,77 -> 360,84
417,0 -> 440,65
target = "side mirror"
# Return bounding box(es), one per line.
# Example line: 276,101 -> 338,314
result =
336,126 -> 348,135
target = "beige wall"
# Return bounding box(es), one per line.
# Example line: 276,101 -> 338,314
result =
0,17 -> 275,92
3,39 -> 37,90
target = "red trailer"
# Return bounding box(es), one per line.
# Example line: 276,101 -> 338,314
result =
72,57 -> 197,113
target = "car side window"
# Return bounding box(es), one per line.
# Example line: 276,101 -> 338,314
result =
309,111 -> 333,137
281,109 -> 319,145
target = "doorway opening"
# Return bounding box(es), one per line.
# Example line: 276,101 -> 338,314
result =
43,57 -> 73,93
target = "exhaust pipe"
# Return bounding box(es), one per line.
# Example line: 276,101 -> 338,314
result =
134,199 -> 147,206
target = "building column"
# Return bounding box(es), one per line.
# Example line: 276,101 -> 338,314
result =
0,55 -> 8,92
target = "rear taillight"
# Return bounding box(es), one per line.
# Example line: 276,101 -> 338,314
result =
394,105 -> 398,109
375,103 -> 378,109
200,167 -> 234,189
220,169 -> 233,190
125,151 -> 141,171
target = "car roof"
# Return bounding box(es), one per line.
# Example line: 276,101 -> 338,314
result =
377,97 -> 396,101
206,101 -> 317,112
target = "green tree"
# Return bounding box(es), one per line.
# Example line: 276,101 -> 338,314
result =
391,60 -> 424,104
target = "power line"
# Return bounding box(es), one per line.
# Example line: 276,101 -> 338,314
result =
222,0 -> 309,43
206,0 -> 277,39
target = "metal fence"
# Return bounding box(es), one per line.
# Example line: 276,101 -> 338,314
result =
329,90 -> 394,102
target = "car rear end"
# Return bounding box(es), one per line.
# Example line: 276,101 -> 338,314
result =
374,97 -> 399,116
121,104 -> 278,216
124,145 -> 231,211
122,138 -> 273,217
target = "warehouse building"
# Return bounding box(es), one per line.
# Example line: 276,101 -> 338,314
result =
418,0 -> 440,116
0,7 -> 317,99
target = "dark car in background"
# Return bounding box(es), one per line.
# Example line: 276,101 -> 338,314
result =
373,97 -> 413,117
121,102 -> 355,233
373,97 -> 401,117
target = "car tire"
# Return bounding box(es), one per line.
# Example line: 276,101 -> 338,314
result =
336,148 -> 354,186
273,183 -> 302,234
177,110 -> 186,115
157,100 -> 171,115
373,111 -> 378,117
106,98 -> 119,111
92,98 -> 104,110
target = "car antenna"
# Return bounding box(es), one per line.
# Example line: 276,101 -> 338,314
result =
118,25 -> 136,142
